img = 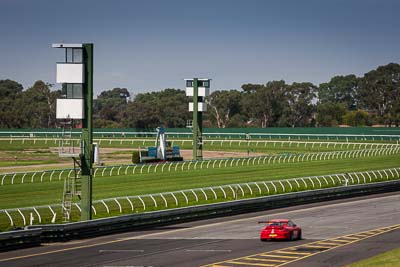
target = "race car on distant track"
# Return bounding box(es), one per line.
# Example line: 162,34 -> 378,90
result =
260,219 -> 302,241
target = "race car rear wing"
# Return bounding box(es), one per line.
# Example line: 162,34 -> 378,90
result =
258,220 -> 288,224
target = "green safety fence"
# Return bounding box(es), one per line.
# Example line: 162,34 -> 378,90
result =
0,127 -> 400,140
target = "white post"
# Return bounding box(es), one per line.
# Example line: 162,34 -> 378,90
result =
93,142 -> 100,164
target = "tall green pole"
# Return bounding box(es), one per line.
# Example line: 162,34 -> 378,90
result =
80,43 -> 93,221
192,78 -> 198,160
197,112 -> 203,160
192,78 -> 203,160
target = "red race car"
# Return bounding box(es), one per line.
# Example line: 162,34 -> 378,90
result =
260,219 -> 302,241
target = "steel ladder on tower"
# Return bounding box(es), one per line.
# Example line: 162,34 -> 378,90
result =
59,119 -> 81,222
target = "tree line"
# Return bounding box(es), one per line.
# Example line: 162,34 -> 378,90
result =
0,63 -> 399,129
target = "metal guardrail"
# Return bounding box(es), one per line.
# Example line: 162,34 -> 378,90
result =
0,228 -> 41,251
2,146 -> 400,186
1,179 -> 399,250
1,167 -> 399,229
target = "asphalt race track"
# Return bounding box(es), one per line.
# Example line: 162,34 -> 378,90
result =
0,192 -> 399,267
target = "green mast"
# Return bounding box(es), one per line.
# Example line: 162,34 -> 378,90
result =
80,43 -> 94,221
192,78 -> 200,160
185,78 -> 210,161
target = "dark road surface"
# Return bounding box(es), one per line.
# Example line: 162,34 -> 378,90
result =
1,192 -> 399,267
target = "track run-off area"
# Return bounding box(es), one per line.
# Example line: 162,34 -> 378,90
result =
0,192 -> 399,266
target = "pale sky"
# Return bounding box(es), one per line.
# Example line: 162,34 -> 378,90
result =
0,0 -> 399,95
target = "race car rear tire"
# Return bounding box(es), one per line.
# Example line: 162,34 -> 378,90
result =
290,232 -> 295,241
298,231 -> 302,240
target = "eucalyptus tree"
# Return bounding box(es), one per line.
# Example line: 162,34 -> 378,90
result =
318,75 -> 359,110
93,87 -> 130,127
121,89 -> 189,128
0,79 -> 24,128
206,89 -> 242,128
281,82 -> 317,127
358,63 -> 400,126
240,81 -> 286,127
19,81 -> 59,128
